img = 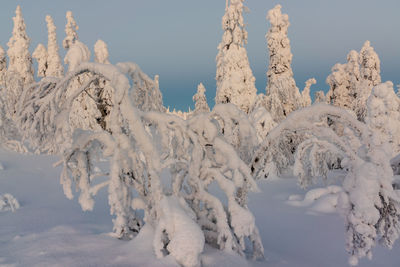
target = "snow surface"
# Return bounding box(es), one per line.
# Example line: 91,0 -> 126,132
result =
1,149 -> 399,266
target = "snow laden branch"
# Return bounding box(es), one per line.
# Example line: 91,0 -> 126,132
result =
251,103 -> 366,180
211,103 -> 258,164
252,101 -> 400,265
117,62 -> 165,112
17,62 -> 264,266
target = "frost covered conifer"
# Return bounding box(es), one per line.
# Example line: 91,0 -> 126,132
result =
326,42 -> 381,121
301,78 -> 316,107
193,83 -> 210,114
32,44 -> 48,78
61,11 -> 103,131
366,81 -> 400,156
215,0 -> 257,114
64,41 -> 101,131
314,91 -> 326,103
63,11 -> 79,50
265,5 -> 302,122
7,5 -> 34,85
354,41 -> 381,121
326,50 -> 359,110
46,15 -> 63,78
359,41 -> 381,88
326,63 -> 352,109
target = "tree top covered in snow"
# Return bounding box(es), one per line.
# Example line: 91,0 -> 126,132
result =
63,11 -> 79,50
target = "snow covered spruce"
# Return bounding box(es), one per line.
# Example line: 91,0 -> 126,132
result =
215,0 -> 257,114
263,5 -> 314,122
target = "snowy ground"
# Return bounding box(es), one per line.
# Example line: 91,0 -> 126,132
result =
0,149 -> 399,267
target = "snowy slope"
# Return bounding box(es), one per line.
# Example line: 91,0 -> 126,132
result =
0,149 -> 399,267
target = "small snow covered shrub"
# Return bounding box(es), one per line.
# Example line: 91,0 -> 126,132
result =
252,102 -> 400,265
0,194 -> 20,212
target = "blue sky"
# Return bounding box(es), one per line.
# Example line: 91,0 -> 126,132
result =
1,0 -> 399,110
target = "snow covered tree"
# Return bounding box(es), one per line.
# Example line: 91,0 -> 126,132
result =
64,41 -> 102,131
301,78 -> 316,107
326,63 -> 353,109
314,90 -> 326,103
46,15 -> 63,78
366,81 -> 400,156
92,39 -> 114,130
215,0 -> 257,114
193,83 -> 210,114
7,5 -> 34,86
63,11 -> 79,50
94,40 -> 110,64
0,46 -> 6,86
326,50 -> 360,110
326,42 -> 381,122
64,41 -> 90,72
32,44 -> 48,78
0,84 -> 27,153
61,11 -> 104,132
251,103 -> 400,265
359,41 -> 381,89
117,62 -> 165,112
265,5 -> 302,122
16,62 -> 264,265
0,41 -> 26,153
354,41 -> 381,121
